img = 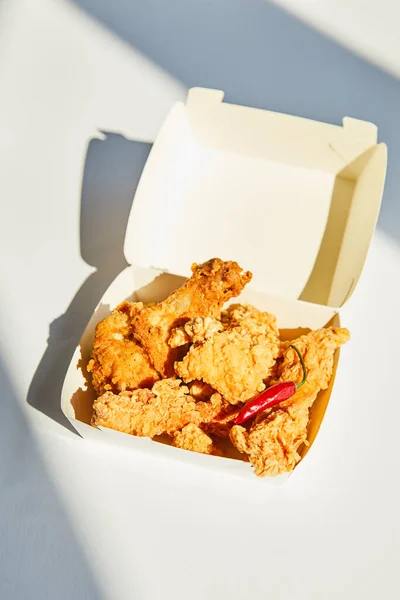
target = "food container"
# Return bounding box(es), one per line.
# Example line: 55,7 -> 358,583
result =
61,87 -> 387,479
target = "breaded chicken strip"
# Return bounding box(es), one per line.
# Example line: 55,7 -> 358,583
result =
173,423 -> 216,455
132,259 -> 252,377
230,327 -> 350,476
175,306 -> 280,404
87,301 -> 159,395
92,379 -> 225,438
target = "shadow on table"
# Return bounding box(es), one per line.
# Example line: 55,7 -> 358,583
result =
0,360 -> 104,599
27,133 -> 151,431
72,0 -> 400,243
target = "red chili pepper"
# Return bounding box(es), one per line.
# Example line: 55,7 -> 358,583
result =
233,345 -> 307,425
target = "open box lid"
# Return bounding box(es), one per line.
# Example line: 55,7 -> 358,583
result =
124,88 -> 387,307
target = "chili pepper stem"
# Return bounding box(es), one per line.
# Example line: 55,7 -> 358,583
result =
289,344 -> 307,389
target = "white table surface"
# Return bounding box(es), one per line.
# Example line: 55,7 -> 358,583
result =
1,1 -> 399,598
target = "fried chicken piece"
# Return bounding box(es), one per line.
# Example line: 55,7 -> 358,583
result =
173,423 -> 216,455
175,306 -> 280,404
132,259 -> 252,377
92,379 -> 226,438
87,301 -> 160,395
230,327 -> 350,476
276,327 -> 351,392
230,384 -> 318,476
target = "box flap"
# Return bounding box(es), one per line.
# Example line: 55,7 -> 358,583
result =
124,88 -> 386,306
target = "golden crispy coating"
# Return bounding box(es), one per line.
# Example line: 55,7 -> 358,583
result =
202,401 -> 242,438
230,327 -> 350,476
276,327 -> 351,392
92,379 -> 225,438
169,305 -> 276,350
132,259 -> 252,377
173,423 -> 216,455
221,303 -> 278,331
175,306 -> 280,404
230,385 -> 318,476
87,301 -> 160,395
169,317 -> 223,348
188,381 -> 216,400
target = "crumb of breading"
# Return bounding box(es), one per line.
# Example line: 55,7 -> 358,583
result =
168,327 -> 191,349
188,381 -> 216,400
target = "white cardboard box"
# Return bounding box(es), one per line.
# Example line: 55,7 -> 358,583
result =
61,88 -> 387,479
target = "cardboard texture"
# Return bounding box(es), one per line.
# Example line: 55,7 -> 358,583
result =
61,88 -> 387,479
